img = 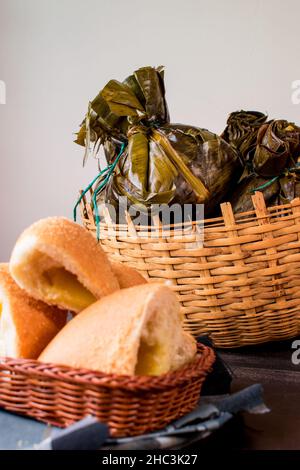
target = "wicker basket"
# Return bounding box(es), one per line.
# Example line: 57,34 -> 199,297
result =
80,191 -> 300,348
0,344 -> 214,437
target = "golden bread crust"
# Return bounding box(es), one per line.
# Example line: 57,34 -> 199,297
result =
10,217 -> 120,312
39,283 -> 196,375
0,263 -> 66,358
110,262 -> 147,288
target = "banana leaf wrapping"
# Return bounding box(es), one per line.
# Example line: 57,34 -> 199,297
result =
222,112 -> 300,212
252,120 -> 300,177
75,66 -> 242,216
228,175 -> 280,213
273,167 -> 300,206
221,111 -> 268,167
229,164 -> 300,213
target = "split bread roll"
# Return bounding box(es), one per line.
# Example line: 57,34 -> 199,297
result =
0,264 -> 67,359
10,217 -> 120,313
110,262 -> 147,288
39,284 -> 196,376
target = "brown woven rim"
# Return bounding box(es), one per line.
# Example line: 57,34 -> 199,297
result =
0,343 -> 214,392
0,343 -> 215,436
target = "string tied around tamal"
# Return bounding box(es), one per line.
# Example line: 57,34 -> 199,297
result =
73,142 -> 125,241
249,162 -> 300,193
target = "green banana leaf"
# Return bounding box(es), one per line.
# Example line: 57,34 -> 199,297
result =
228,174 -> 280,213
277,165 -> 300,203
100,122 -> 240,215
101,80 -> 145,117
123,66 -> 169,123
253,120 -> 300,177
222,110 -> 268,166
75,66 -> 169,153
156,124 -> 241,214
127,131 -> 149,192
76,66 -> 242,217
132,67 -> 168,123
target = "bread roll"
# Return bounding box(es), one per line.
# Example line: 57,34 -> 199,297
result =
0,264 -> 67,359
39,284 -> 196,376
10,217 -> 120,313
110,262 -> 147,288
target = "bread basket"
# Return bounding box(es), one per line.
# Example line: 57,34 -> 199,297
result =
0,343 -> 214,437
80,190 -> 300,348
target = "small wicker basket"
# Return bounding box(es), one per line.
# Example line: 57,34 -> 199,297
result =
80,191 -> 300,348
0,344 -> 214,437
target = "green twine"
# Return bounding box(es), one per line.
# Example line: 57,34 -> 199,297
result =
73,143 -> 125,240
250,162 -> 300,194
250,175 -> 279,193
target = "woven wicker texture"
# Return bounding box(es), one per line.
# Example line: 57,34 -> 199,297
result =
0,344 -> 214,437
80,191 -> 300,348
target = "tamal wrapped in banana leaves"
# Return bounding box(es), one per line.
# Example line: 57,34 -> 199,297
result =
226,115 -> 300,212
222,110 -> 268,168
252,120 -> 300,177
75,66 -> 242,216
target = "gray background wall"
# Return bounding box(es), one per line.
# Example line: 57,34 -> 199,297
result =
1,0 -> 300,261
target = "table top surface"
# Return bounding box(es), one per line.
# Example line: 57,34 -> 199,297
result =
199,336 -> 300,451
1,337 -> 299,450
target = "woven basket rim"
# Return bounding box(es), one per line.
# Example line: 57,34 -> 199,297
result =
80,192 -> 300,233
0,343 -> 214,392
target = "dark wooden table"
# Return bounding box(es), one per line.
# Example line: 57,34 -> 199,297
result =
196,336 -> 300,450
1,337 -> 300,450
